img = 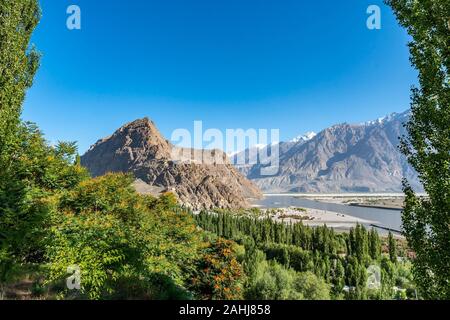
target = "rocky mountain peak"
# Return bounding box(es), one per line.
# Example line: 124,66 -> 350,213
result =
81,118 -> 172,178
81,118 -> 262,209
115,117 -> 172,159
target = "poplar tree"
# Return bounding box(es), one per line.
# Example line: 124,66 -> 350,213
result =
0,0 -> 40,146
369,228 -> 381,261
386,0 -> 450,299
0,0 -> 41,292
388,232 -> 397,264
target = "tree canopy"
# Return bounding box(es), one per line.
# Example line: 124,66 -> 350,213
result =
386,0 -> 450,299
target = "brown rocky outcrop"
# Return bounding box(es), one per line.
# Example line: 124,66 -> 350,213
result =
81,118 -> 262,209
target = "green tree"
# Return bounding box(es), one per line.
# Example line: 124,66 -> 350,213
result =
0,0 -> 40,134
380,257 -> 395,299
46,173 -> 203,299
190,238 -> 244,300
0,0 -> 40,295
242,245 -> 266,285
295,271 -> 331,300
385,0 -> 450,299
388,232 -> 397,264
369,228 -> 381,261
0,124 -> 89,297
244,260 -> 301,300
331,258 -> 346,295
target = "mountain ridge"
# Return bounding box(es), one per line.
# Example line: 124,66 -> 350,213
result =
234,110 -> 422,193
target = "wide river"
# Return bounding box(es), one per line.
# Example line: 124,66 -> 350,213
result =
255,195 -> 403,235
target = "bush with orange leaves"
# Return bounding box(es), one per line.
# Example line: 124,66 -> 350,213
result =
190,238 -> 244,300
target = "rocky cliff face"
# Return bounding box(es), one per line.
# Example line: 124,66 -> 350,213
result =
81,118 -> 262,209
234,111 -> 422,193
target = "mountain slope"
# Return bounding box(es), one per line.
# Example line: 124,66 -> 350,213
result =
81,118 -> 262,209
235,111 -> 422,193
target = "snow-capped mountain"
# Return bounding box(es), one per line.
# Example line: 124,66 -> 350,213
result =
234,110 -> 422,193
227,143 -> 268,158
361,110 -> 410,127
290,131 -> 317,143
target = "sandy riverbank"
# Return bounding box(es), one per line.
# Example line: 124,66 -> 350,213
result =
263,193 -> 414,210
262,207 -> 376,230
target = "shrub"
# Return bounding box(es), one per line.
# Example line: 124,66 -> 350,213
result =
44,173 -> 203,299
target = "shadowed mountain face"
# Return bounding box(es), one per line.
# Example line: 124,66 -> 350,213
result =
81,118 -> 262,209
234,111 -> 422,193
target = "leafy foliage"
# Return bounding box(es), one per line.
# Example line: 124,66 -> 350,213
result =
0,0 -> 91,295
388,232 -> 397,264
0,123 -> 89,291
0,0 -> 40,131
385,0 -> 450,299
195,211 -> 415,300
45,174 -> 203,299
190,238 -> 244,300
243,247 -> 330,300
0,0 -> 40,289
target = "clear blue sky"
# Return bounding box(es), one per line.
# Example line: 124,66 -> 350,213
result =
23,0 -> 417,153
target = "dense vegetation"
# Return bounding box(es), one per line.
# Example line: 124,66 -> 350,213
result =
194,211 -> 416,300
385,0 -> 450,299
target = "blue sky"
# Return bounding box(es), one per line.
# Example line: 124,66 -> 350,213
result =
23,0 -> 417,153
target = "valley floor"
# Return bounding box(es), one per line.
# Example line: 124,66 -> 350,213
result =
252,193 -> 411,236
263,207 -> 375,231
297,194 -> 406,210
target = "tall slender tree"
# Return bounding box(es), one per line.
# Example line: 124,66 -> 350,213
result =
0,0 -> 41,294
0,0 -> 40,141
369,228 -> 381,261
385,0 -> 449,299
0,0 -> 41,205
388,232 -> 397,264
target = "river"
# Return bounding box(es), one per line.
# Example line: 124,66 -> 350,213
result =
254,195 -> 403,235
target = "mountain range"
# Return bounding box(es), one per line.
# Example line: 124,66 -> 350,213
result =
81,111 -> 422,209
233,110 -> 422,193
